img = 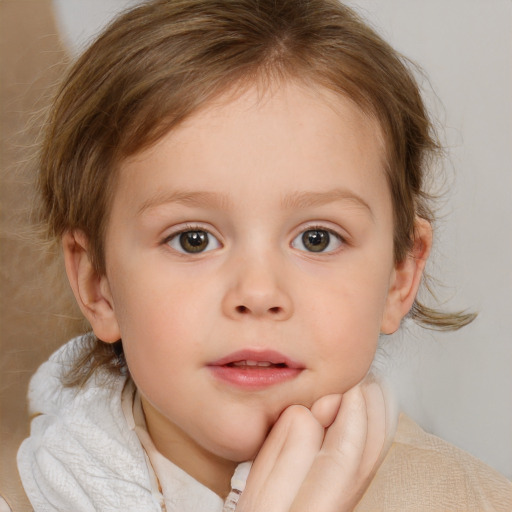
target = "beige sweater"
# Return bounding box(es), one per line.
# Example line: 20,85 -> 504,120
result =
356,414 -> 512,511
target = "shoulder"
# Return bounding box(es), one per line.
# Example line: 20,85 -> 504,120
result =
17,336 -> 160,511
23,335 -> 127,424
357,414 -> 512,512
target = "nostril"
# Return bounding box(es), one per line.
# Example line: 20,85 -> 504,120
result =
234,305 -> 283,315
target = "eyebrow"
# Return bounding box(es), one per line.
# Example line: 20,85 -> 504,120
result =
137,188 -> 373,218
137,190 -> 232,215
281,189 -> 373,218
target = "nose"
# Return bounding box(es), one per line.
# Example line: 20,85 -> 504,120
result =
221,253 -> 293,321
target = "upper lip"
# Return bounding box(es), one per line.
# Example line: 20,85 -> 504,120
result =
208,349 -> 304,369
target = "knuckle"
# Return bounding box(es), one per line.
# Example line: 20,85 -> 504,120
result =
280,404 -> 311,423
280,404 -> 323,439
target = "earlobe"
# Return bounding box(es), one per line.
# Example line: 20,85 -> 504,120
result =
380,218 -> 432,334
62,231 -> 121,343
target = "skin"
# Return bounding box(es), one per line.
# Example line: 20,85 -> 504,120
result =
63,81 -> 431,508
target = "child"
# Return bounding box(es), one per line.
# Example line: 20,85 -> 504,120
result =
17,0 -> 512,510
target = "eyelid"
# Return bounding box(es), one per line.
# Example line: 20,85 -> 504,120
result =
162,223 -> 223,254
290,223 -> 347,253
295,222 -> 347,241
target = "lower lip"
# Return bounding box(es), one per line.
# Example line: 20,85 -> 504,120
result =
208,365 -> 302,390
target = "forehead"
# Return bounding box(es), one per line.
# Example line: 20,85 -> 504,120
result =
114,81 -> 389,218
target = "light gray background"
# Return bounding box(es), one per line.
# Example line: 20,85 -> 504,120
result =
52,0 -> 512,478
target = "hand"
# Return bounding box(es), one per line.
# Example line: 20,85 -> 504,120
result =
236,380 -> 394,512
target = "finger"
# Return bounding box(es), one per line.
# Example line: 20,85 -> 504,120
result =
320,384 -> 368,465
358,380 -> 393,479
240,405 -> 318,493
237,405 -> 324,512
310,394 -> 342,428
290,385 -> 370,512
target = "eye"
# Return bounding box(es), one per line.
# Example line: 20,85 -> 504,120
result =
291,228 -> 343,253
166,229 -> 221,254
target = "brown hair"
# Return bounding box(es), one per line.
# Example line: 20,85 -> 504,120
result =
37,0 -> 475,384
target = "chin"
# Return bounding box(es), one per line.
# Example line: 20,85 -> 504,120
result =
205,418 -> 271,462
223,442 -> 265,463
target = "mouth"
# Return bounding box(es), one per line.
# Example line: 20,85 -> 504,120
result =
228,360 -> 288,368
207,349 -> 304,390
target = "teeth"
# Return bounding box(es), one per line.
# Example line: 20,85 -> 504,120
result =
232,360 -> 274,367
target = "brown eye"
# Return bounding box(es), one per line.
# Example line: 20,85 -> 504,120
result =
179,231 -> 208,252
302,229 -> 330,252
167,229 -> 220,254
291,228 -> 343,253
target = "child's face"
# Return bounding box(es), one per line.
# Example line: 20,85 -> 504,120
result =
102,82 -> 398,464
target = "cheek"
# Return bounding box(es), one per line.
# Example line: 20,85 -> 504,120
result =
303,275 -> 387,387
318,330 -> 379,392
108,285 -> 190,385
109,260 -> 207,339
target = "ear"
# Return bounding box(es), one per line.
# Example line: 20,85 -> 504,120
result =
62,231 -> 121,343
380,218 -> 432,334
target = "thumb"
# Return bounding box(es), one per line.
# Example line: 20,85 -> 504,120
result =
310,394 -> 343,428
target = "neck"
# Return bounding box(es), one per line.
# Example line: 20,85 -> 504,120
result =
141,396 -> 238,499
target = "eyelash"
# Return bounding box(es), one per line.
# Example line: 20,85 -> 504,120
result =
291,224 -> 346,254
162,223 -> 347,255
162,224 -> 221,254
